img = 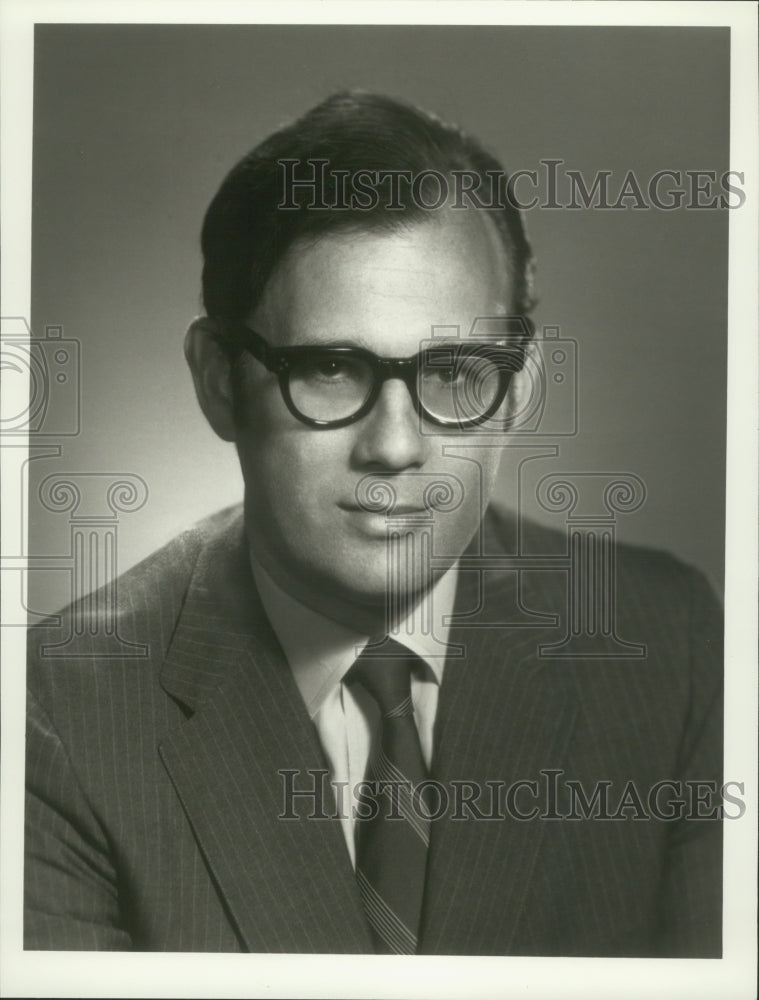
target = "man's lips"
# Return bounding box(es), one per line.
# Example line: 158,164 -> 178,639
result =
338,502 -> 428,515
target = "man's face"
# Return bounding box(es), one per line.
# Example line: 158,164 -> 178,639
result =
235,209 -> 513,627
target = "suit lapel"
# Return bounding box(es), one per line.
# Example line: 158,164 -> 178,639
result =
158,517 -> 372,953
420,536 -> 578,954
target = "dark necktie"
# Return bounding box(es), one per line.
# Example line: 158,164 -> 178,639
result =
347,640 -> 431,954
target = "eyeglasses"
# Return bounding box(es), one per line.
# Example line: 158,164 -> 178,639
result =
229,325 -> 524,430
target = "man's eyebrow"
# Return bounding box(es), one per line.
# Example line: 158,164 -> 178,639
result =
287,334 -> 438,351
287,336 -> 370,349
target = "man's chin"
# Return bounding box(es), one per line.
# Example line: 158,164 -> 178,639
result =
314,565 -> 424,604
250,528 -> 443,630
290,560 -> 435,632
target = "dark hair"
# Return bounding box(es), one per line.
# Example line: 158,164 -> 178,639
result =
201,90 -> 536,343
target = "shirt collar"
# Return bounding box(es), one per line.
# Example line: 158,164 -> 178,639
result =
250,556 -> 457,719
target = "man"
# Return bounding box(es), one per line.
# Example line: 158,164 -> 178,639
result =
25,92 -> 723,955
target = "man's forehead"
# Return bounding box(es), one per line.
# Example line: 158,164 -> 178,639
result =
249,209 -> 512,347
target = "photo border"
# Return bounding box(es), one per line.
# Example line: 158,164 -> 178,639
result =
1,2 -> 756,997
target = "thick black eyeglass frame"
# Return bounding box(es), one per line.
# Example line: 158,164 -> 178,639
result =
229,324 -> 521,430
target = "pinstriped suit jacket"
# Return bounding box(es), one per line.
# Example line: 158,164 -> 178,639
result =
24,504 -> 723,955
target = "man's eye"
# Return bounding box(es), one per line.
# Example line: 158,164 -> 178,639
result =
315,359 -> 345,377
299,357 -> 360,383
424,364 -> 463,386
314,358 -> 353,381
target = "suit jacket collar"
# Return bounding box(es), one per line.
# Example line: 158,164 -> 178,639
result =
160,514 -> 274,712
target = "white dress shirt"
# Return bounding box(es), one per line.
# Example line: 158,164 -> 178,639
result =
251,558 -> 458,867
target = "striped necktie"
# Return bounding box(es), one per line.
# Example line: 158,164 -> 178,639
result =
348,640 -> 430,954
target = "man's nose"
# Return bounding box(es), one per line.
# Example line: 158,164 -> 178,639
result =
351,378 -> 430,470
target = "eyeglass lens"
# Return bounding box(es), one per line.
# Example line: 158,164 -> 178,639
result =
289,355 -> 374,423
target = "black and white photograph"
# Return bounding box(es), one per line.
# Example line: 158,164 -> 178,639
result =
1,2 -> 756,998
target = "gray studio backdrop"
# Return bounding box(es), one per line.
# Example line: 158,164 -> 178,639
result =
27,24 -> 729,616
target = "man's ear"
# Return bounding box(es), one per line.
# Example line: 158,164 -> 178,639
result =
184,317 -> 238,442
